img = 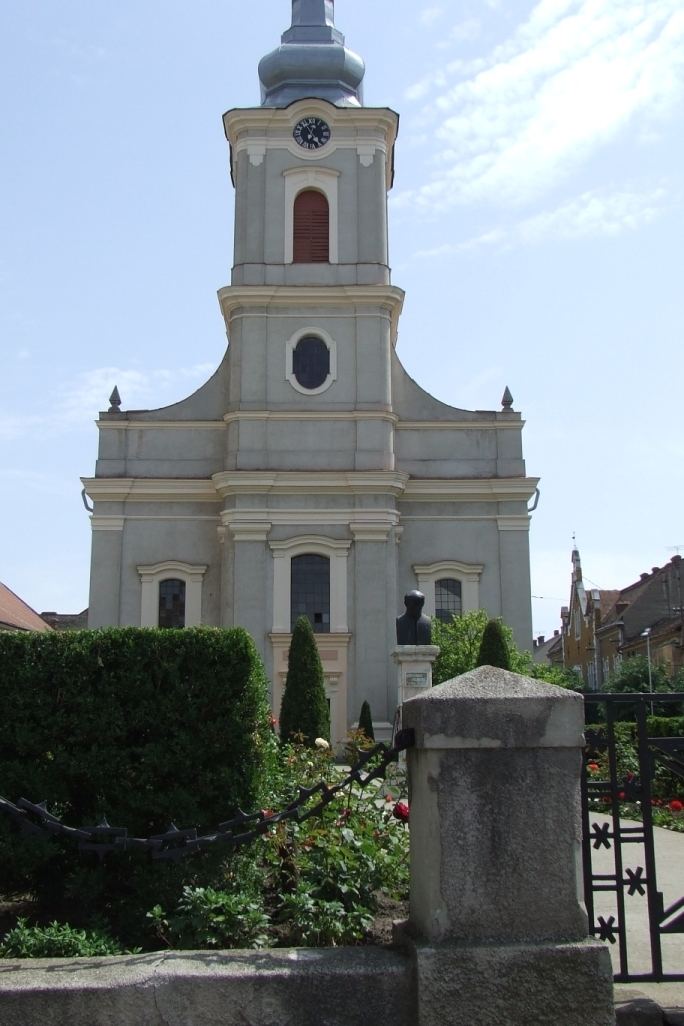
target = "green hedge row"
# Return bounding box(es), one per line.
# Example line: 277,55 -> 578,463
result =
0,627 -> 273,945
613,716 -> 684,743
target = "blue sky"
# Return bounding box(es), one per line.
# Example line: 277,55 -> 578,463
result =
1,0 -> 683,638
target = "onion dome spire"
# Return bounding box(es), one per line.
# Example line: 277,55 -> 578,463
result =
259,0 -> 365,108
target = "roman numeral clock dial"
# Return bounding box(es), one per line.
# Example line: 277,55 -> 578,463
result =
293,116 -> 331,151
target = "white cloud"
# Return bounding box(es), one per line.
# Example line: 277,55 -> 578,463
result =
402,0 -> 684,209
59,363 -> 216,422
419,7 -> 445,28
413,186 -> 670,256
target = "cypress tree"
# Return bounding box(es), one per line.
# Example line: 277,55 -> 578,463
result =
358,700 -> 375,741
476,618 -> 511,670
280,615 -> 330,745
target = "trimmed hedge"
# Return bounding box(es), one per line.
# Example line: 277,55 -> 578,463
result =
0,627 -> 273,946
279,616 -> 330,745
613,717 -> 684,744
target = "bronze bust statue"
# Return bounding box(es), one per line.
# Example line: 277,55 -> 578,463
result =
396,590 -> 432,645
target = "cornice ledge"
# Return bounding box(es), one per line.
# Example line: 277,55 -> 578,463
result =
82,477 -> 219,503
213,470 -> 409,498
402,477 -> 540,503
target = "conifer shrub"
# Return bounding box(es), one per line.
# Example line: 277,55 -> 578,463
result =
358,700 -> 375,741
0,627 -> 272,946
279,616 -> 330,745
475,618 -> 511,670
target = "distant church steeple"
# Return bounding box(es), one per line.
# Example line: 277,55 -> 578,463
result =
258,0 -> 365,107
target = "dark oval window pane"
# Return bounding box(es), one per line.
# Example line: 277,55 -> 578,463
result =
293,336 -> 330,390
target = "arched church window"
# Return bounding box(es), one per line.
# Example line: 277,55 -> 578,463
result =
291,554 -> 330,633
435,578 -> 462,624
292,335 -> 330,390
293,189 -> 329,263
158,578 -> 186,628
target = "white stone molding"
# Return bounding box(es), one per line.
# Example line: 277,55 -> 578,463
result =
357,144 -> 376,167
285,325 -> 338,396
214,470 -> 408,499
218,284 -> 406,347
223,410 -> 397,425
226,523 -> 271,543
402,477 -> 540,504
96,421 -> 226,431
90,516 -> 125,532
223,102 -> 399,190
283,167 -> 340,264
497,516 -> 531,532
413,560 -> 484,618
269,535 -> 352,634
137,560 -> 207,628
395,419 -> 523,432
221,508 -> 399,530
247,144 -> 266,167
82,478 -> 220,503
349,522 -> 392,542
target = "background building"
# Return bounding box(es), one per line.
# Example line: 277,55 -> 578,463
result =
82,0 -> 538,742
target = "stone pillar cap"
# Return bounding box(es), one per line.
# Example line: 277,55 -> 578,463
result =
402,665 -> 584,750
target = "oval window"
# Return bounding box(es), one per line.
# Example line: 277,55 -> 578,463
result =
292,335 -> 330,391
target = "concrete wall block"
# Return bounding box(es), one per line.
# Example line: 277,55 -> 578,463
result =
409,939 -> 615,1026
0,949 -> 414,1026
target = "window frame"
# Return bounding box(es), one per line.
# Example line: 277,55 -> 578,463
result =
285,326 -> 337,396
284,168 -> 340,265
290,552 -> 331,633
270,536 -> 351,635
137,561 -> 207,627
413,560 -> 484,620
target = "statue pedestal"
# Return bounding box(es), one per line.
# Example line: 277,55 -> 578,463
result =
392,645 -> 440,714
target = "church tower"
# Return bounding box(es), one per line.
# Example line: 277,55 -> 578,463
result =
83,1 -> 538,744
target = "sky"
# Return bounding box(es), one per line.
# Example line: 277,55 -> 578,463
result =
1,0 -> 683,640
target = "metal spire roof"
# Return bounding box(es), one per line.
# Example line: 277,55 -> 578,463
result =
258,0 -> 365,108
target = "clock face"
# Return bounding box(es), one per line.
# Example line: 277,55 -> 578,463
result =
293,117 -> 331,151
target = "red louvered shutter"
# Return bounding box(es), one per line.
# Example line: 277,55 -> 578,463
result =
293,190 -> 329,263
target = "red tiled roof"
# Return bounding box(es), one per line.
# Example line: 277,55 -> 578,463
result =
0,583 -> 52,632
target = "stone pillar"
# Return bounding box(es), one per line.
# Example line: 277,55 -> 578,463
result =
401,666 -> 614,1026
392,645 -> 439,710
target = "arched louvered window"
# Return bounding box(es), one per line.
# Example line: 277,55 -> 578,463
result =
158,578 -> 186,628
293,189 -> 329,263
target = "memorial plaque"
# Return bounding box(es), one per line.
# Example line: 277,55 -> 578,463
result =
406,672 -> 428,688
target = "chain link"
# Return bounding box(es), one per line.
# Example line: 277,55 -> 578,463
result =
0,730 -> 414,863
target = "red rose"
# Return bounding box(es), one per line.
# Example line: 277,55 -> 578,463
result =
393,801 -> 410,823
669,799 -> 684,813
617,791 -> 626,800
587,762 -> 599,773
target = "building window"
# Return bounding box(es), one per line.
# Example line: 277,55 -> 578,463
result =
413,561 -> 484,620
284,167 -> 339,264
270,535 -> 351,635
158,579 -> 186,628
292,335 -> 330,391
291,554 -> 330,633
286,326 -> 337,396
435,578 -> 462,623
137,561 -> 207,627
293,189 -> 329,263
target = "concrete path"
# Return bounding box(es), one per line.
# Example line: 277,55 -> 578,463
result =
588,812 -> 684,1009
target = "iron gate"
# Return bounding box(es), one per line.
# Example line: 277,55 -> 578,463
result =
582,692 -> 684,982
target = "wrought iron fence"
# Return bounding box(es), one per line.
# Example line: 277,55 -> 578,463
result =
0,730 -> 414,864
582,692 -> 684,982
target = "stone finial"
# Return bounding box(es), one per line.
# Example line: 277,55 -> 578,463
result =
108,386 -> 122,414
501,386 -> 514,410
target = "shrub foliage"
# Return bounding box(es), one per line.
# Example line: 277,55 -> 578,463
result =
0,627 -> 272,945
279,616 -> 330,745
476,619 -> 511,670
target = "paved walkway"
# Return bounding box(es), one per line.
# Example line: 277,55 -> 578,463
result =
588,813 -> 684,1010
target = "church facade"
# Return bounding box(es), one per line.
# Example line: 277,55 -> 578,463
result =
83,0 -> 538,743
